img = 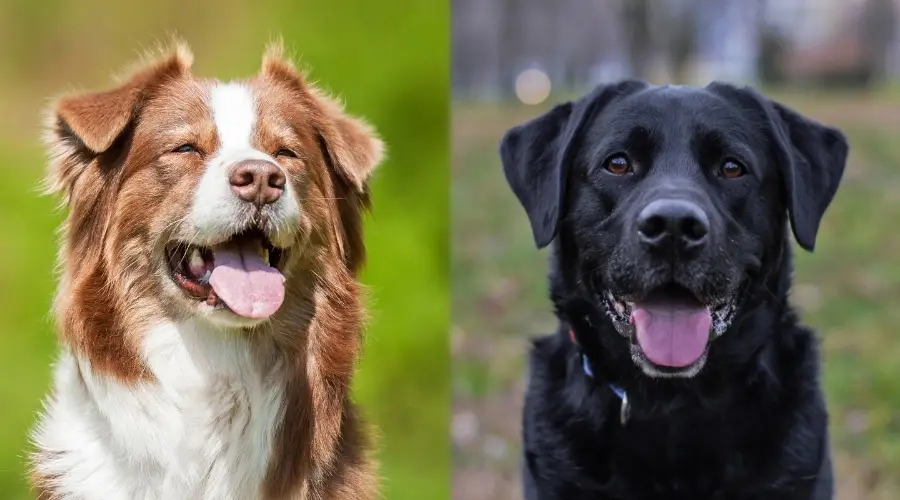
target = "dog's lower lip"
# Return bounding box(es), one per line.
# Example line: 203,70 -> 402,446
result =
638,351 -> 705,371
172,267 -> 212,298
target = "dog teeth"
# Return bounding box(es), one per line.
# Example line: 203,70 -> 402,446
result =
187,247 -> 208,278
189,248 -> 204,269
259,247 -> 270,266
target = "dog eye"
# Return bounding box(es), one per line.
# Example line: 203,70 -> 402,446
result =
173,144 -> 198,154
719,160 -> 746,179
604,155 -> 632,175
275,148 -> 298,158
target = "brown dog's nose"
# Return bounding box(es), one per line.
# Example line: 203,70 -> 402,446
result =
228,160 -> 286,206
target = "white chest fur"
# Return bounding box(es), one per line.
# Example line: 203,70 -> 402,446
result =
31,320 -> 287,500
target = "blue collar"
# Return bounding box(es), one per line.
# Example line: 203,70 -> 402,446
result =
572,328 -> 631,425
581,354 -> 625,400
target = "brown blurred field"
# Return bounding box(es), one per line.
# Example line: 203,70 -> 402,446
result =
452,89 -> 900,500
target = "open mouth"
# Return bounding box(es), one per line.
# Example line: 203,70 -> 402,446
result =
166,228 -> 287,320
599,283 -> 739,373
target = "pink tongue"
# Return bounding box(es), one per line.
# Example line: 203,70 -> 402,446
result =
632,303 -> 711,367
208,245 -> 285,319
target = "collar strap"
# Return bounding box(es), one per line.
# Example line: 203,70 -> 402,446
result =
568,329 -> 627,403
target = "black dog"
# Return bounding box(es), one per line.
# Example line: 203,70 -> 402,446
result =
500,80 -> 848,499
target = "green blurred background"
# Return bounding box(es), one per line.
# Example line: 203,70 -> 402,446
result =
0,1 -> 448,499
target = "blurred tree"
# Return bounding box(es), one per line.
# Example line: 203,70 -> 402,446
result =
621,0 -> 654,80
860,0 -> 898,81
665,0 -> 700,84
758,25 -> 790,85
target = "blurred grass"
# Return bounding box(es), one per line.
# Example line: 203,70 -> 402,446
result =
0,1 -> 448,499
452,89 -> 900,500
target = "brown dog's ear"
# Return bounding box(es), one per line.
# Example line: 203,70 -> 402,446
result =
311,89 -> 384,193
55,84 -> 142,154
261,43 -> 384,194
44,43 -> 193,196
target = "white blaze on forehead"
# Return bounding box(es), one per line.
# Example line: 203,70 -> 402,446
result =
189,81 -> 300,246
211,83 -> 256,150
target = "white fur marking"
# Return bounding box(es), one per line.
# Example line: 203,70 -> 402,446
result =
212,83 -> 256,150
190,82 -> 300,244
31,321 -> 286,500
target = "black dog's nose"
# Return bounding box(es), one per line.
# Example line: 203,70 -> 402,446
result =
637,199 -> 709,252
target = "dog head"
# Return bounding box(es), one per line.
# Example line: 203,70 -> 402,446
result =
501,80 -> 847,378
45,42 -> 383,338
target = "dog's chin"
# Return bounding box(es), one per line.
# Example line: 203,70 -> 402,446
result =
598,282 -> 741,379
630,344 -> 709,378
191,301 -> 272,329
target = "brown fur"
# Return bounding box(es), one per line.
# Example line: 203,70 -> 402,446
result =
36,41 -> 383,499
31,470 -> 57,500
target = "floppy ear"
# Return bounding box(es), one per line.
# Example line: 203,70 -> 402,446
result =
55,85 -> 141,155
499,80 -> 648,248
261,44 -> 384,194
769,101 -> 848,252
311,90 -> 385,194
44,44 -> 193,197
707,83 -> 848,252
708,82 -> 849,252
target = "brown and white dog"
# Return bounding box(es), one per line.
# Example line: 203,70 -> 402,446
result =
29,42 -> 384,500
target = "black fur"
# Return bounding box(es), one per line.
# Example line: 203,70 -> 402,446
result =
500,80 -> 848,499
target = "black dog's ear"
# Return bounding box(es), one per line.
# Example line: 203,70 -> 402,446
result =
499,80 -> 649,248
768,101 -> 848,251
708,82 -> 848,252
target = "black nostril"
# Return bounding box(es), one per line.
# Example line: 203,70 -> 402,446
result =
636,198 -> 710,249
681,216 -> 708,242
638,214 -> 667,240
